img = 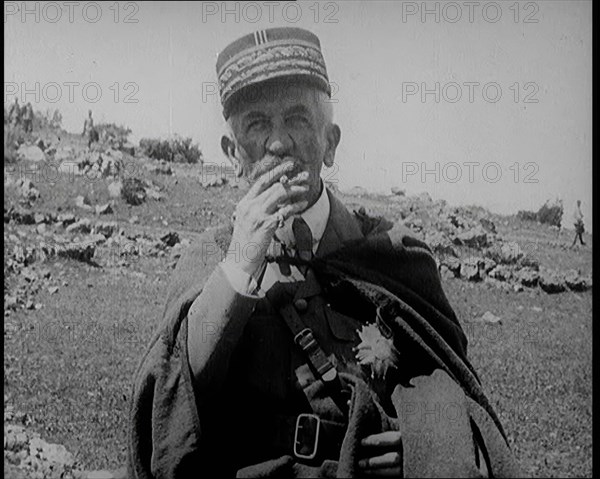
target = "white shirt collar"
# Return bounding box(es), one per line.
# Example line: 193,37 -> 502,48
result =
275,181 -> 330,253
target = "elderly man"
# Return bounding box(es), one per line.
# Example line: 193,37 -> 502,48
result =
129,28 -> 520,478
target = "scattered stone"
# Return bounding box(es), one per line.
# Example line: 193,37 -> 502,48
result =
58,213 -> 77,227
439,265 -> 455,280
425,231 -> 457,256
514,268 -> 539,288
45,145 -> 57,156
480,217 -> 497,234
531,306 -> 543,312
460,258 -> 481,282
441,256 -> 461,277
473,311 -> 502,324
128,215 -> 139,224
145,187 -> 164,200
454,227 -> 488,248
57,241 -> 96,263
108,181 -> 122,198
75,195 -> 93,210
94,221 -> 118,238
481,257 -> 497,273
17,179 -> 40,201
489,265 -> 513,282
160,231 -> 180,247
47,286 -> 59,295
35,224 -> 46,235
95,203 -> 113,215
66,219 -> 92,234
33,212 -> 47,224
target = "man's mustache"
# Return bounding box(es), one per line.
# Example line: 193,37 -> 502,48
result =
246,155 -> 301,182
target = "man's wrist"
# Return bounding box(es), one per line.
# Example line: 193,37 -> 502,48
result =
220,259 -> 265,297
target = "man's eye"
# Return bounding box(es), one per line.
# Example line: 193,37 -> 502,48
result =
286,115 -> 310,127
247,119 -> 269,131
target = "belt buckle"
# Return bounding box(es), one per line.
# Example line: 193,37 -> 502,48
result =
294,413 -> 321,461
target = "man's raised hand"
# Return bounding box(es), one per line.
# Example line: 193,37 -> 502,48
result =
227,159 -> 310,277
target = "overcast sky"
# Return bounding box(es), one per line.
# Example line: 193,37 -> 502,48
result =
4,1 -> 592,228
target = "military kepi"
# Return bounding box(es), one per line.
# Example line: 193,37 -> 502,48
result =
216,27 -> 331,118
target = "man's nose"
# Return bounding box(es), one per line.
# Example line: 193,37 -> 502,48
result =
265,126 -> 294,157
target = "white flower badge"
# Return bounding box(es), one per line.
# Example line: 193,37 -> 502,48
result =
354,323 -> 401,380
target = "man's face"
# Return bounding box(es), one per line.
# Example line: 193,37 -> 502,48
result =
227,81 -> 338,208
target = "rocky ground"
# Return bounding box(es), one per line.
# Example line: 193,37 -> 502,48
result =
4,132 -> 593,477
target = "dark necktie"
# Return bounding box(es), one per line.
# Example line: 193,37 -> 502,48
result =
292,217 -> 314,276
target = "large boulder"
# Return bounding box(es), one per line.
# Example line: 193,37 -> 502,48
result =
17,145 -> 45,162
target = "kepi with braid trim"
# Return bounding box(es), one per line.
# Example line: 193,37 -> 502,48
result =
216,27 -> 331,118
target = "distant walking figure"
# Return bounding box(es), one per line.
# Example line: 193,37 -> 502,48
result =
22,102 -> 34,133
8,97 -> 21,127
571,200 -> 586,247
82,110 -> 99,149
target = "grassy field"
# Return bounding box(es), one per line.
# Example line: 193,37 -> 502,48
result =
4,148 -> 593,477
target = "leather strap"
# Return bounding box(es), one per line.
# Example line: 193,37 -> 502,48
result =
266,285 -> 350,416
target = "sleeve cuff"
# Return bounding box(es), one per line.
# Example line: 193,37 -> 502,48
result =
219,261 -> 265,298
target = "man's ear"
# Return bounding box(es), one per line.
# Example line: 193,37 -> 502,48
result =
323,124 -> 341,168
221,134 -> 242,177
221,134 -> 235,159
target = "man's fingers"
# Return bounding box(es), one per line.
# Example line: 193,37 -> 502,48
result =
259,184 -> 310,214
247,160 -> 295,198
361,431 -> 402,448
358,452 -> 401,469
267,200 -> 309,227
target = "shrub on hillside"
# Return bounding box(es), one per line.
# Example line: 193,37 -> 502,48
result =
139,136 -> 202,164
516,210 -> 537,222
536,199 -> 563,228
95,123 -> 132,150
517,199 -> 564,228
4,124 -> 26,164
33,108 -> 63,131
121,178 -> 147,206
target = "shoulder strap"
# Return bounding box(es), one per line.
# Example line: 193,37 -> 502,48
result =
266,285 -> 350,415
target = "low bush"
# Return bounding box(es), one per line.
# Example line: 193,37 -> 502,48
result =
139,136 -> 202,164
